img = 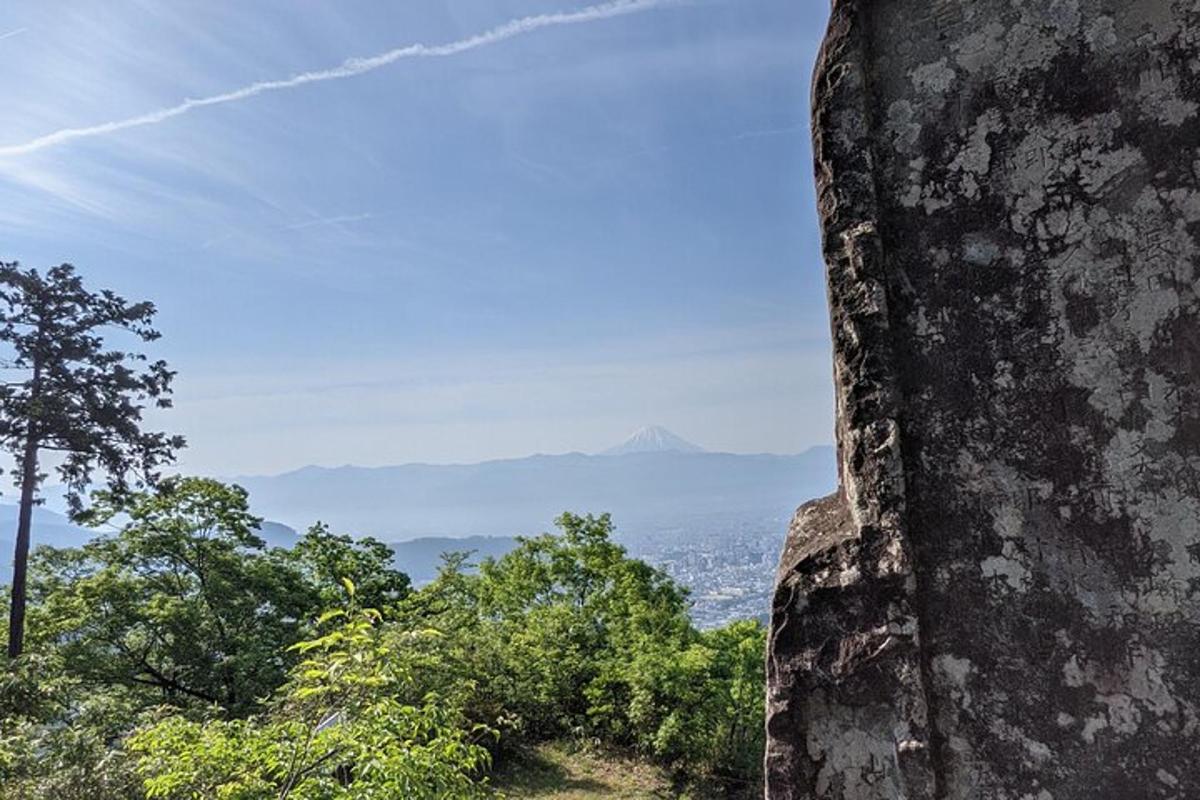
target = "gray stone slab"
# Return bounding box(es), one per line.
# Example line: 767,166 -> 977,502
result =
766,2 -> 1200,798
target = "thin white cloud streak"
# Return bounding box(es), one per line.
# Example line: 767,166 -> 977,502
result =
0,0 -> 675,159
286,213 -> 373,230
0,27 -> 28,42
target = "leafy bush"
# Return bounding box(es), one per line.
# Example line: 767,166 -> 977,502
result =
130,586 -> 494,799
385,513 -> 766,788
0,652 -> 142,800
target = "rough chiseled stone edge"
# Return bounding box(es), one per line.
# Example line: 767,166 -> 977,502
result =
764,2 -> 939,797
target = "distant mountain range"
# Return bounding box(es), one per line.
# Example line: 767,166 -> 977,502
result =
1,429 -> 838,586
0,505 -> 520,587
0,503 -> 301,584
231,428 -> 836,543
389,535 -> 524,583
0,505 -> 94,583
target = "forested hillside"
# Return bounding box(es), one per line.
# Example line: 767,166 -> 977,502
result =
2,478 -> 765,798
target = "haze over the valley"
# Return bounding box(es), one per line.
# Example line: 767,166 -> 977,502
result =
4,426 -> 836,607
231,425 -> 835,542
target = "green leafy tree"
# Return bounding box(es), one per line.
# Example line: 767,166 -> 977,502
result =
5,500 -> 765,797
131,586 -> 493,799
32,478 -> 316,713
287,523 -> 411,613
29,478 -> 413,716
475,513 -> 693,739
391,513 -> 766,790
0,262 -> 184,658
620,619 -> 766,781
391,514 -> 694,747
703,620 -> 767,783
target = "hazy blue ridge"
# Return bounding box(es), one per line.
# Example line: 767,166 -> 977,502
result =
0,505 -> 300,584
230,446 -> 836,542
2,444 -> 837,591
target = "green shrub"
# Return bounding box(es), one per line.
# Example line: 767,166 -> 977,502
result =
130,588 -> 494,799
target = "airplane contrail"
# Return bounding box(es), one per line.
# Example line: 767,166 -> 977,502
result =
0,27 -> 28,41
0,0 -> 674,159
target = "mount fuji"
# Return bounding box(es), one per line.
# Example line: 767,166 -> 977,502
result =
230,433 -> 836,546
601,425 -> 705,456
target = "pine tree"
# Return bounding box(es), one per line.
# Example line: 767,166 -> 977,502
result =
0,262 -> 184,658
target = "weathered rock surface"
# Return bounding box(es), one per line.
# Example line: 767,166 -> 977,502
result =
766,2 -> 1200,798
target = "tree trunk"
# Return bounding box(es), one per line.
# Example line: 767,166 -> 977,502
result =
7,338 -> 43,660
6,430 -> 39,659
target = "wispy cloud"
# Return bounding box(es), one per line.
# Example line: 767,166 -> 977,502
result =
0,0 -> 676,159
286,213 -> 374,230
201,212 -> 375,250
0,27 -> 28,42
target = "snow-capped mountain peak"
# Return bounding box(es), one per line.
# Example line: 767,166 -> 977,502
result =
601,425 -> 705,456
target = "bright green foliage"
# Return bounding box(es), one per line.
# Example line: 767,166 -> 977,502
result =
131,594 -> 493,799
31,478 -> 316,713
3,507 -> 765,798
388,513 -> 766,788
0,652 -> 142,799
286,523 -> 411,613
621,620 -> 766,783
28,477 -> 410,715
474,513 -> 693,742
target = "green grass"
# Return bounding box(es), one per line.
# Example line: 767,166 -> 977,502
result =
490,742 -> 756,799
491,742 -> 677,798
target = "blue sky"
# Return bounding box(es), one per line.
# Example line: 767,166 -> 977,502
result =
0,0 -> 832,474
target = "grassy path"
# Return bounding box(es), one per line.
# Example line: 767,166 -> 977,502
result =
492,742 -> 676,799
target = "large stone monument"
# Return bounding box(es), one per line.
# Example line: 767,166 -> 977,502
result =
766,2 -> 1200,798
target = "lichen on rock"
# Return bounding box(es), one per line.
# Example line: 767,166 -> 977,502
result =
767,1 -> 1200,798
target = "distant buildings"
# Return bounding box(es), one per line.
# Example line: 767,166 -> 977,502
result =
621,512 -> 788,629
